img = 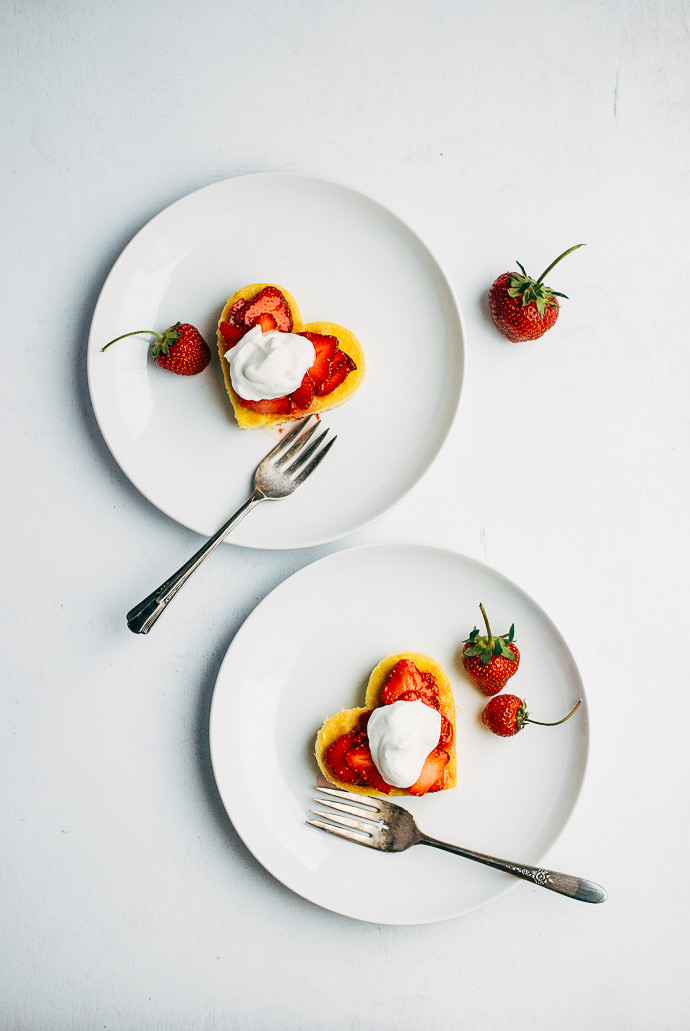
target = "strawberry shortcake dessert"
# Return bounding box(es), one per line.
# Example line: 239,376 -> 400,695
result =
217,283 -> 364,429
315,653 -> 457,797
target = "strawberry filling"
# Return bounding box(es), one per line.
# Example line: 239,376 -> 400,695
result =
345,745 -> 392,794
324,661 -> 452,795
408,747 -> 449,796
288,372 -> 315,411
221,289 -> 356,413
219,321 -> 245,348
238,396 -> 292,416
235,286 -> 293,333
316,350 -> 356,396
303,332 -> 337,387
381,659 -> 427,704
324,732 -> 366,785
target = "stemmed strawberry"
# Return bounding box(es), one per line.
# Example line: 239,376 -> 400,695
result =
481,695 -> 582,737
462,603 -> 520,696
488,244 -> 585,342
101,322 -> 211,375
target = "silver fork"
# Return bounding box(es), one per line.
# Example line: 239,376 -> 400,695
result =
308,787 -> 607,904
127,415 -> 335,634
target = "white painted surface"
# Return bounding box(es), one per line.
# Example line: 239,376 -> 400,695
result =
2,1 -> 688,1028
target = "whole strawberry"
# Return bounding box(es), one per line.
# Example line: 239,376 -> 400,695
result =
488,244 -> 584,342
481,694 -> 582,737
462,603 -> 520,696
101,322 -> 211,376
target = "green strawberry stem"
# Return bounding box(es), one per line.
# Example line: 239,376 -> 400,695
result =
534,243 -> 586,289
464,603 -> 516,664
100,330 -> 163,352
525,699 -> 582,727
509,244 -> 586,314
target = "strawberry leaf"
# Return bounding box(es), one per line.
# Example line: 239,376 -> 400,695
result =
152,324 -> 181,358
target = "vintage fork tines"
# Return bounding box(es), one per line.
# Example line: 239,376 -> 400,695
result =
268,418 -> 336,486
309,787 -> 389,844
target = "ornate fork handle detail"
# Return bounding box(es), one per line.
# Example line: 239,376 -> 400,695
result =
420,835 -> 607,903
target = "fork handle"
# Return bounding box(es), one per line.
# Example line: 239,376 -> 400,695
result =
420,835 -> 607,903
126,490 -> 264,635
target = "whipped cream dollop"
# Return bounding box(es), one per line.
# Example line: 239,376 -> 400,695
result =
366,699 -> 441,788
226,324 -> 316,401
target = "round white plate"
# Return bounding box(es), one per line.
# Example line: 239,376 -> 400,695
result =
209,543 -> 588,924
87,173 -> 464,549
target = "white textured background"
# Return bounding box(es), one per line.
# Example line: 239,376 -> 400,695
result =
2,1 -> 688,1028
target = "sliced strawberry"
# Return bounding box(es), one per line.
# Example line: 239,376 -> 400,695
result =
300,331 -> 338,355
382,660 -> 427,705
422,671 -> 439,692
238,395 -> 292,415
439,713 -> 454,747
228,299 -> 246,322
325,733 -> 366,785
316,351 -> 356,396
346,745 -> 392,793
219,321 -> 246,349
417,679 -> 440,706
238,286 -> 293,332
301,332 -> 338,390
398,689 -> 422,703
407,747 -> 449,796
289,372 -> 315,411
256,313 -> 277,333
356,710 -> 372,734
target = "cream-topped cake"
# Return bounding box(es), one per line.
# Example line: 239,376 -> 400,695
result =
216,283 -> 365,429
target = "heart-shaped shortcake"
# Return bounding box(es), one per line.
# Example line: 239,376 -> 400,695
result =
216,283 -> 365,429
315,653 -> 457,797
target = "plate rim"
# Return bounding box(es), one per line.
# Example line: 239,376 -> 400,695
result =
208,540 -> 590,924
86,171 -> 466,549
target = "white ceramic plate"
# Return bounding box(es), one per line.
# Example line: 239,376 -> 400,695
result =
209,543 -> 588,924
87,173 -> 464,549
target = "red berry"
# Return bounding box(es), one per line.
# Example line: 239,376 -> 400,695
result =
488,244 -> 584,342
316,350 -> 357,396
288,372 -> 315,410
407,747 -> 449,795
462,603 -> 520,695
238,395 -> 292,415
324,733 -> 366,785
153,323 -> 211,375
481,694 -> 528,736
345,744 -> 392,793
381,659 -> 428,704
101,322 -> 211,376
301,331 -> 357,398
301,332 -> 337,390
481,694 -> 582,737
219,321 -> 245,349
234,286 -> 294,333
